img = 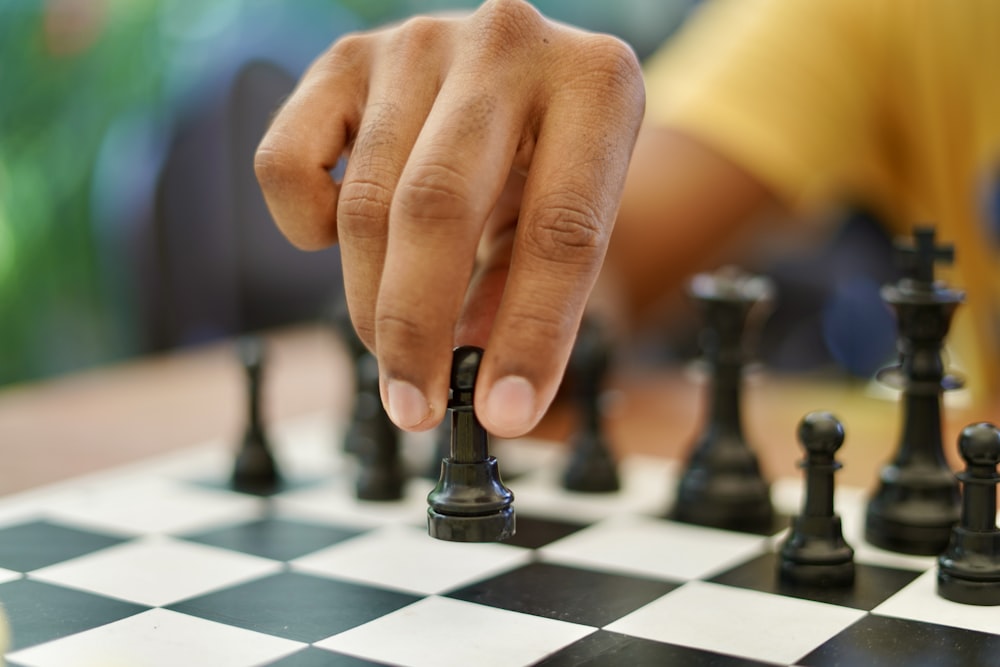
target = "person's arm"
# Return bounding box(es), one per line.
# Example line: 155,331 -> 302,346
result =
607,125 -> 777,322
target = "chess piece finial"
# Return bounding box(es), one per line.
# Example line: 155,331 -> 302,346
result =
937,422 -> 1000,605
231,335 -> 281,494
896,226 -> 954,286
779,411 -> 854,587
427,346 -> 515,542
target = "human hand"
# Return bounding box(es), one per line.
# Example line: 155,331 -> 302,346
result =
255,0 -> 645,436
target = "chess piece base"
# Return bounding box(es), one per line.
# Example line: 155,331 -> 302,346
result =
427,457 -> 515,542
936,571 -> 1000,606
672,471 -> 773,533
427,506 -> 515,543
779,516 -> 855,587
936,527 -> 1000,605
865,488 -> 959,555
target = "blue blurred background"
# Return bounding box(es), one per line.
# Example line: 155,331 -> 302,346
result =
0,0 -> 694,386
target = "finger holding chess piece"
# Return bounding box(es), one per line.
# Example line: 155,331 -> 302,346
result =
427,346 -> 515,542
937,422 -> 1000,605
779,412 -> 855,587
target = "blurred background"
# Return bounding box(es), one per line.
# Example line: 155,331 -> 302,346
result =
0,0 -> 697,387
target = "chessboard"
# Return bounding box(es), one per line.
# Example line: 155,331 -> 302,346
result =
0,410 -> 997,667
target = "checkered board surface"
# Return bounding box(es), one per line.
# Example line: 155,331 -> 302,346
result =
1,413 -> 998,667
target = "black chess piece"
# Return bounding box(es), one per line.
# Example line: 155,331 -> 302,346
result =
779,412 -> 855,587
672,267 -> 775,533
231,336 -> 281,494
937,422 -> 1000,605
351,351 -> 405,501
330,305 -> 406,500
427,346 -> 515,542
866,227 -> 963,555
563,317 -> 620,493
332,306 -> 373,458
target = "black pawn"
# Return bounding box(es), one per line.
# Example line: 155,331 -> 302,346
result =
427,346 -> 515,542
866,227 -> 963,554
351,352 -> 405,501
672,268 -> 775,532
779,412 -> 855,587
563,317 -> 619,493
231,336 -> 281,494
937,422 -> 1000,605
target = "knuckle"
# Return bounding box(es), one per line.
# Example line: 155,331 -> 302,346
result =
473,0 -> 545,57
396,162 -> 472,225
504,303 -> 574,350
480,0 -> 543,29
253,144 -> 296,193
523,192 -> 607,265
255,147 -> 338,250
587,34 -> 643,82
338,177 -> 393,238
563,34 -> 645,112
375,311 -> 433,351
318,32 -> 370,75
254,145 -> 334,250
352,318 -> 377,351
388,15 -> 449,57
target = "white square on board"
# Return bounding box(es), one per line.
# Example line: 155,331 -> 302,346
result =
540,514 -> 768,581
874,569 -> 1000,636
292,524 -> 530,595
6,608 -> 304,667
30,535 -> 282,606
607,580 -> 866,664
317,596 -> 593,667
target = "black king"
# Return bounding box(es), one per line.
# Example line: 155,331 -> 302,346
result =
865,227 -> 964,554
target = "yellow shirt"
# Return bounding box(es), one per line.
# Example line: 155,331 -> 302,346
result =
644,0 -> 1000,400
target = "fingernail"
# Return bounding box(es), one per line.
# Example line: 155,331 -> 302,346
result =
484,376 -> 537,435
386,379 -> 430,429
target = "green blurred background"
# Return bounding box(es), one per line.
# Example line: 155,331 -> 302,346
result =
0,0 -> 691,387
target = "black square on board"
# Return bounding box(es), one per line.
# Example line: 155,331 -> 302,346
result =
500,516 -> 588,549
446,561 -> 679,627
533,630 -> 776,667
799,614 -> 1000,667
181,517 -> 364,562
263,646 -> 392,667
709,551 -> 921,610
0,520 -> 127,572
167,571 -> 420,643
0,579 -> 148,651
